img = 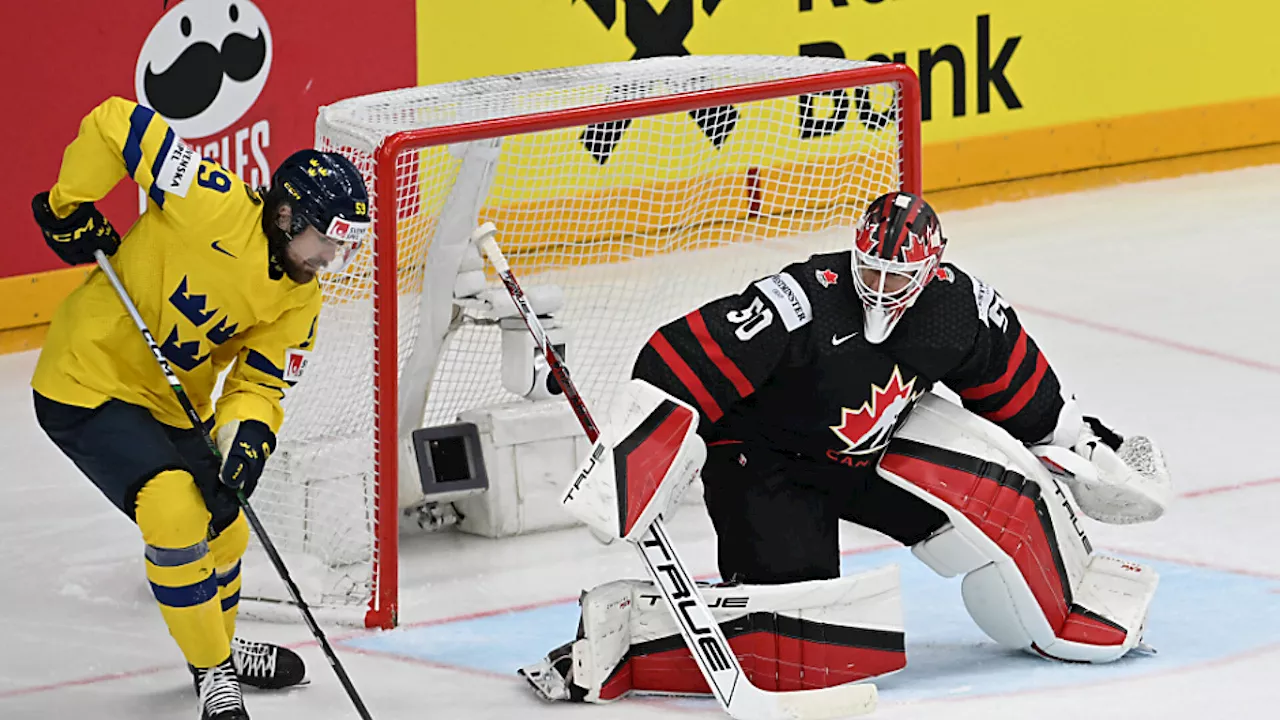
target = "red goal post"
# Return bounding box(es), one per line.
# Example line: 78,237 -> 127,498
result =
249,57 -> 920,630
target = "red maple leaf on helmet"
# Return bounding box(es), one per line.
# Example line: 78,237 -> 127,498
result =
816,268 -> 838,287
829,366 -> 920,455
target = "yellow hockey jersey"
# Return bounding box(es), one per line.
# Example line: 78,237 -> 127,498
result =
32,97 -> 321,436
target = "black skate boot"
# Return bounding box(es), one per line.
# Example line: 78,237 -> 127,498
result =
231,637 -> 307,690
192,658 -> 249,720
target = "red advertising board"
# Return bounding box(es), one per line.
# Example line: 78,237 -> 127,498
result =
4,0 -> 416,278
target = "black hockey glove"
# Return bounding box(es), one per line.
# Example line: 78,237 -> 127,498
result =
218,420 -> 276,496
31,191 -> 121,265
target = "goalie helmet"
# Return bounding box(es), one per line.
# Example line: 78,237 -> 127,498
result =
851,192 -> 947,343
271,149 -> 371,274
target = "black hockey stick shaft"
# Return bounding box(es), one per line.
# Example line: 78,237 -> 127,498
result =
94,250 -> 374,720
486,255 -> 599,443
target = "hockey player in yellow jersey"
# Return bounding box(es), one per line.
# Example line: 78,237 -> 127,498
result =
29,97 -> 371,720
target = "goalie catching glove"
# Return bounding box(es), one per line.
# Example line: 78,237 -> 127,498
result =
1033,402 -> 1171,525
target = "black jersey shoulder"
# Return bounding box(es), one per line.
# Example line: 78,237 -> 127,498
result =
778,250 -> 854,295
878,262 -> 986,379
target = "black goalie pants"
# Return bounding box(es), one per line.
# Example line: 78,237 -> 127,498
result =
700,441 -> 948,585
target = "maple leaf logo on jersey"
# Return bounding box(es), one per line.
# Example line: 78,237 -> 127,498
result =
829,366 -> 922,455
816,268 -> 838,287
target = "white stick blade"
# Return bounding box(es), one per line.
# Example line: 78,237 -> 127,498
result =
742,681 -> 877,720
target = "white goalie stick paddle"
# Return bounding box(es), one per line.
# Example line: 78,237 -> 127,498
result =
474,223 -> 877,720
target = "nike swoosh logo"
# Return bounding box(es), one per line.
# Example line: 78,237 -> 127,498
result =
831,331 -> 860,346
211,240 -> 237,258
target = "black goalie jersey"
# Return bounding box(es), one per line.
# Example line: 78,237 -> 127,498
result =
632,250 -> 1066,469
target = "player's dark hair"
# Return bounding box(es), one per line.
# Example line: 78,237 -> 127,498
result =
259,184 -> 293,261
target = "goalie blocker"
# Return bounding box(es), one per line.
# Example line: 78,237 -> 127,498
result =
525,386 -> 1164,704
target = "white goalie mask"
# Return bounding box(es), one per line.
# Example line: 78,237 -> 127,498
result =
851,192 -> 947,343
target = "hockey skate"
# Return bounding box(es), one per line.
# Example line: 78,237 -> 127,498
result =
230,637 -> 307,690
193,659 -> 248,720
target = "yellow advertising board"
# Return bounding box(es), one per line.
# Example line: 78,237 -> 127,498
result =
418,1 -> 1280,188
8,1 -> 1280,351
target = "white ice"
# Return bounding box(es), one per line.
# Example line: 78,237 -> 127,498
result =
3,165 -> 1279,719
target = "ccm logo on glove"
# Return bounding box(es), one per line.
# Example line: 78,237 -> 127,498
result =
31,192 -> 122,265
217,419 -> 276,494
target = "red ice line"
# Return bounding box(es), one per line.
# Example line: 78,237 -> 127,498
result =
1017,303 -> 1280,376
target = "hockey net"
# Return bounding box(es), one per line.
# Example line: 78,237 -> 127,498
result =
240,56 -> 920,628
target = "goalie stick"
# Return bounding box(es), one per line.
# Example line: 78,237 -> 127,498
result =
93,250 -> 375,720
474,223 -> 877,720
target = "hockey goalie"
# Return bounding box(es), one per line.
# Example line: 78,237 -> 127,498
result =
520,192 -> 1172,707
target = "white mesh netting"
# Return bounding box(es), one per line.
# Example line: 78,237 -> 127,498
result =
241,56 -> 911,626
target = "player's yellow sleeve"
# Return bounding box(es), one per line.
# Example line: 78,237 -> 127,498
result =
214,292 -> 322,436
48,96 -> 198,217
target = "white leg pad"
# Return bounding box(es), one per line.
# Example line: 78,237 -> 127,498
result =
878,394 -> 1159,664
960,563 -> 1039,650
1035,554 -> 1158,662
523,566 -> 907,703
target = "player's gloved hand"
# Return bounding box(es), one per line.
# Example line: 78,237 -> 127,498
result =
1079,416 -> 1124,452
216,419 -> 276,497
1033,415 -> 1171,524
31,191 -> 121,265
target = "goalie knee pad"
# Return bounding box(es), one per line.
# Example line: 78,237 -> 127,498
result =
521,566 -> 904,703
879,394 -> 1158,664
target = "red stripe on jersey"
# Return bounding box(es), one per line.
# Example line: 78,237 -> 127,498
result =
685,310 -> 755,399
647,332 -> 724,422
958,327 -> 1029,401
984,351 -> 1049,423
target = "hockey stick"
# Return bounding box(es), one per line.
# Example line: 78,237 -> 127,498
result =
93,250 -> 374,720
473,224 -> 877,720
